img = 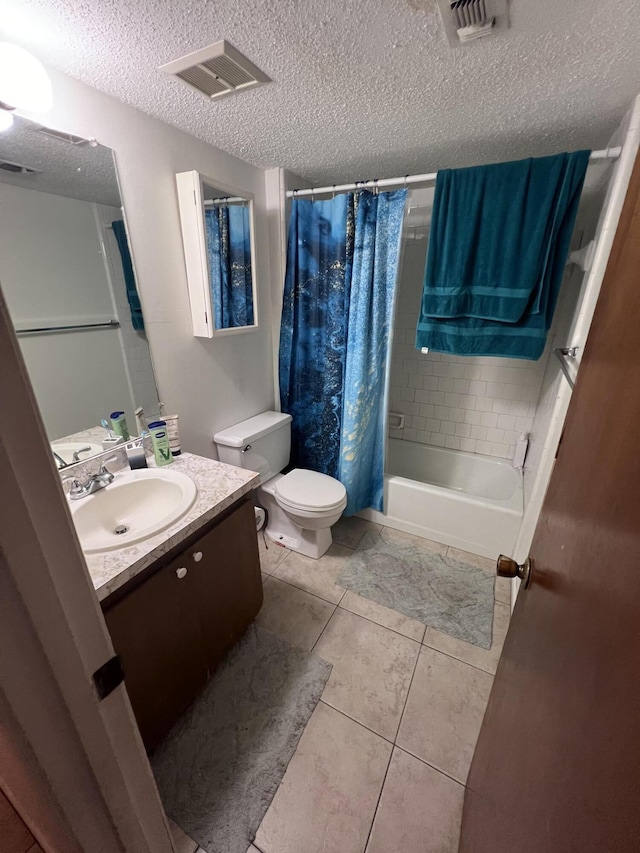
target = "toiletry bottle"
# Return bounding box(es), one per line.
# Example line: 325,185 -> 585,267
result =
163,413 -> 181,456
148,420 -> 173,466
110,411 -> 130,441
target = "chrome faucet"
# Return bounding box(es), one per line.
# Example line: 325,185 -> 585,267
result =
53,450 -> 68,470
72,445 -> 92,463
62,457 -> 118,501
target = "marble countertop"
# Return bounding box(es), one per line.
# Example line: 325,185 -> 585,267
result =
83,452 -> 259,603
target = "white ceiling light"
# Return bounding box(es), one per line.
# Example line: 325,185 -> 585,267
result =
0,42 -> 52,112
0,110 -> 14,132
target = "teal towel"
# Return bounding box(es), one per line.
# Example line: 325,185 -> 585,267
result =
416,151 -> 590,360
112,220 -> 144,332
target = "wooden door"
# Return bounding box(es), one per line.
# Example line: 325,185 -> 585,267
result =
0,788 -> 41,853
459,156 -> 640,850
188,497 -> 263,670
104,555 -> 209,751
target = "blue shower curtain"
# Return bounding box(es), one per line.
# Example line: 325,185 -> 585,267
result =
280,194 -> 355,478
279,189 -> 406,514
205,204 -> 254,329
339,191 -> 406,514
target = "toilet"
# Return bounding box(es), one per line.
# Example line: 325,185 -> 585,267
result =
214,411 -> 347,559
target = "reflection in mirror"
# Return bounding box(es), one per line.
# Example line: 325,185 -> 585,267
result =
203,183 -> 255,330
175,171 -> 258,338
0,116 -> 160,466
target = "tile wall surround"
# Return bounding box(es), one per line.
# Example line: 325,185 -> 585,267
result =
389,231 -> 549,461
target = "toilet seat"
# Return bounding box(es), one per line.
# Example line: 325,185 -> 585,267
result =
275,468 -> 347,513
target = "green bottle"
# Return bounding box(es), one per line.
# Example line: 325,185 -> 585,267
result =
148,420 -> 173,466
110,410 -> 130,441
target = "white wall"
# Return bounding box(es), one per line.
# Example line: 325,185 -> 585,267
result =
0,183 -> 136,439
19,67 -> 275,459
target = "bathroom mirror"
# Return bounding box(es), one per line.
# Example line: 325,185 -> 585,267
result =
0,115 -> 160,466
176,171 -> 258,338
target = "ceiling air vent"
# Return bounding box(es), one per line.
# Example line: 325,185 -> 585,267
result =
0,159 -> 41,175
437,0 -> 509,47
160,40 -> 270,101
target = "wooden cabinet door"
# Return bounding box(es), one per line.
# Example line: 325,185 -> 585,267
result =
187,498 -> 263,671
104,555 -> 208,752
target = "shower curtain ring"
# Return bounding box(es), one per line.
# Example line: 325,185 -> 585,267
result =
332,184 -> 336,199
374,178 -> 379,195
404,174 -> 409,189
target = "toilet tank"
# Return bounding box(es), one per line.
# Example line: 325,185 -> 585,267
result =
213,411 -> 292,483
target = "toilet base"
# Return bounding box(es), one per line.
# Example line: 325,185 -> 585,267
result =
265,525 -> 332,560
257,483 -> 334,560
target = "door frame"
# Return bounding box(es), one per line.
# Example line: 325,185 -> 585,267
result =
0,290 -> 174,852
513,96 -> 640,574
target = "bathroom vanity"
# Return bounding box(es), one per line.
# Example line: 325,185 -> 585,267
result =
83,453 -> 262,751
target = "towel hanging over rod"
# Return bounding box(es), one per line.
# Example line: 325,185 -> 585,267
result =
286,147 -> 621,199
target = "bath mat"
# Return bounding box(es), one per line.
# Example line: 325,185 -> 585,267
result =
151,624 -> 332,853
338,531 -> 495,648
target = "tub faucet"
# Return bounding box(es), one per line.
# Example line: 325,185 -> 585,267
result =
62,457 -> 118,501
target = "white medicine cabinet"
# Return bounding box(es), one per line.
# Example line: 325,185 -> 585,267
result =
176,170 -> 258,338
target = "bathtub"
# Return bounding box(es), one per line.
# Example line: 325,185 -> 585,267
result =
359,438 -> 523,559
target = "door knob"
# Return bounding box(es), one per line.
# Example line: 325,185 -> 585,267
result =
496,555 -> 532,588
193,551 -> 203,562
176,567 -> 188,579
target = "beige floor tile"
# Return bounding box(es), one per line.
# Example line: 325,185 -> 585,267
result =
168,819 -> 198,853
255,702 -> 391,853
397,647 -> 493,784
378,525 -> 448,554
447,545 -> 494,572
366,747 -> 464,853
331,515 -> 382,549
340,590 -> 426,643
423,601 -> 510,675
258,536 -> 289,575
256,577 -> 335,651
272,543 -> 352,604
495,575 -> 512,605
314,609 -> 420,740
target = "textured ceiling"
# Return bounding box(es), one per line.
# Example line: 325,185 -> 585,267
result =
0,115 -> 121,205
2,0 -> 640,184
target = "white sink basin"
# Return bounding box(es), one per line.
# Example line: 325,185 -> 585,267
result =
52,441 -> 103,465
70,469 -> 198,554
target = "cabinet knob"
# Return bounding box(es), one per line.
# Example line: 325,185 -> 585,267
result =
176,567 -> 188,579
193,551 -> 203,562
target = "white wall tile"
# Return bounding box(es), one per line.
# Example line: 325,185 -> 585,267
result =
388,225 -> 547,461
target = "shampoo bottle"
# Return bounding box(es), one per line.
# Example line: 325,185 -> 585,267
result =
148,420 -> 173,466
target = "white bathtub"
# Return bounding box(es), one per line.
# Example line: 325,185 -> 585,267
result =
359,438 -> 523,559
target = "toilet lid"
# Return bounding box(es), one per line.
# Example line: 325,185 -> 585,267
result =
275,468 -> 347,511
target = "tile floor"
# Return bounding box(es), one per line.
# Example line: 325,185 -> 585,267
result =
170,516 -> 511,853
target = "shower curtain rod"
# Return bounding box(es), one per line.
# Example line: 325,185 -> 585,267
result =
286,146 -> 622,198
